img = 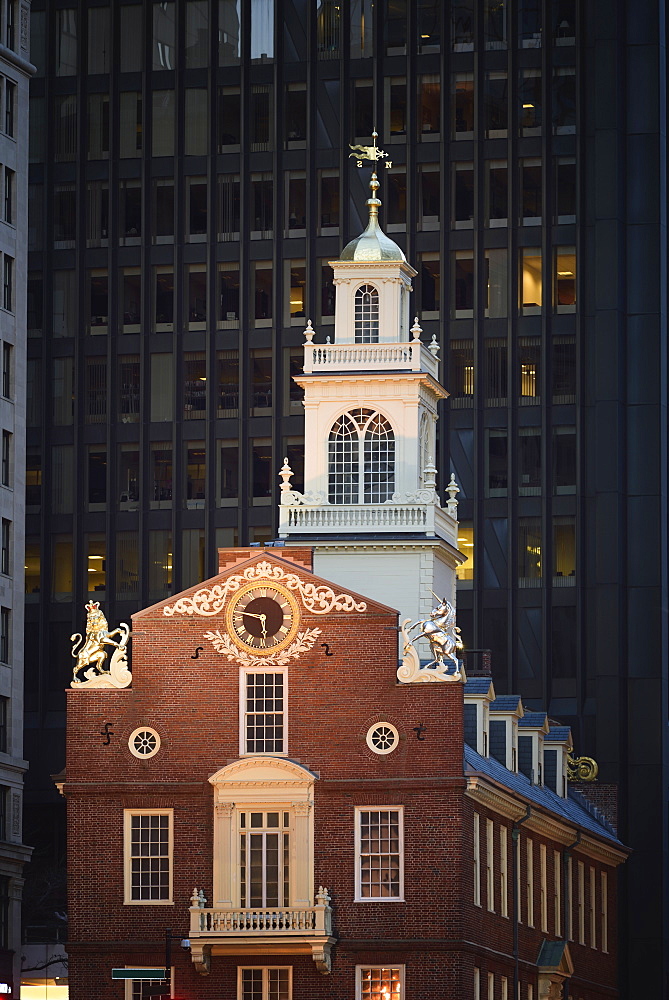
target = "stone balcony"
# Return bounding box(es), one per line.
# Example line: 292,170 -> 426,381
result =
278,494 -> 457,541
188,888 -> 336,974
302,338 -> 440,380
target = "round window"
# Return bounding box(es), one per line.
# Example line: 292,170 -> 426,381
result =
128,727 -> 161,759
366,722 -> 400,755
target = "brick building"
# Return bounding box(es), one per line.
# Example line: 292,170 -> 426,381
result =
62,168 -> 626,1000
61,545 -> 627,1000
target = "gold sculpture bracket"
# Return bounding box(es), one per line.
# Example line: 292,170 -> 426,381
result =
349,129 -> 393,169
70,601 -> 131,689
566,748 -> 599,782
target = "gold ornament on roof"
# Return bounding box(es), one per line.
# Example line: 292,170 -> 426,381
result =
70,601 -> 131,688
348,129 -> 392,169
566,748 -> 599,782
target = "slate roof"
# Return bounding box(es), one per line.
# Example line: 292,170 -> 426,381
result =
464,678 -> 494,695
490,696 -> 523,712
519,712 -> 548,728
464,744 -> 624,846
545,726 -> 572,742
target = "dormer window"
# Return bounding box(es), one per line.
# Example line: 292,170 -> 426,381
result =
355,284 -> 379,342
328,409 -> 395,504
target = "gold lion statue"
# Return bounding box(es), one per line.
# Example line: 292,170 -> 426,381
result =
71,601 -> 131,686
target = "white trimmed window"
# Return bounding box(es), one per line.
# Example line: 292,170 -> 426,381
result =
601,871 -> 608,953
589,866 -> 597,949
328,409 -> 395,504
526,838 -> 534,927
240,810 -> 290,907
554,849 -> 562,936
486,818 -> 494,911
210,758 -> 315,913
357,965 -> 403,1000
239,967 -> 291,1000
540,843 -> 548,931
354,284 -> 379,342
500,824 -> 508,917
123,809 -> 173,904
473,812 -> 481,906
240,668 -> 287,755
126,969 -> 173,1000
577,860 -> 585,944
355,807 -> 403,900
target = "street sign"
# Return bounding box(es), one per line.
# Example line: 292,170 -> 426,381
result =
111,969 -> 167,980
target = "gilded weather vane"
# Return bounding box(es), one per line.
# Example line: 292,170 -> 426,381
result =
349,129 -> 393,169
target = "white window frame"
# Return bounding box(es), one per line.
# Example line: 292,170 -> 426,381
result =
589,865 -> 597,949
354,283 -> 379,342
500,824 -> 508,917
239,667 -> 288,756
125,968 -> 174,999
238,965 -> 292,1000
354,806 -> 404,902
123,808 -> 174,905
356,964 -> 404,1000
210,758 -> 315,911
577,860 -> 585,944
540,842 -> 548,931
486,818 -> 494,911
554,849 -> 562,936
601,871 -> 608,953
473,812 -> 481,906
526,837 -> 534,927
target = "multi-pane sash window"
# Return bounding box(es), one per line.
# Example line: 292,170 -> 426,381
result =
239,967 -> 291,1000
242,670 -> 286,754
357,966 -> 404,1000
354,284 -> 379,342
328,409 -> 395,505
239,811 -> 290,907
124,810 -> 172,903
355,807 -> 403,900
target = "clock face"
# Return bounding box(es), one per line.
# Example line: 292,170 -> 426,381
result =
226,581 -> 300,655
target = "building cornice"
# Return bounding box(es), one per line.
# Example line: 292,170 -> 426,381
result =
466,774 -> 629,865
294,371 -> 448,400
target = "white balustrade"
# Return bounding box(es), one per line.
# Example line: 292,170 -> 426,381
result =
303,340 -> 439,379
189,902 -> 332,938
278,500 -> 457,541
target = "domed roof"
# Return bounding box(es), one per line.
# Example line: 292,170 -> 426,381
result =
338,173 -> 406,263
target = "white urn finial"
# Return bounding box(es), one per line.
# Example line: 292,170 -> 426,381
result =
428,334 -> 440,358
422,458 -> 438,491
446,473 -> 460,516
303,318 -> 315,343
279,457 -> 294,493
410,316 -> 422,341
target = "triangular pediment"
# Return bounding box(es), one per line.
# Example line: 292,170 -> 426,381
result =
132,549 -> 398,621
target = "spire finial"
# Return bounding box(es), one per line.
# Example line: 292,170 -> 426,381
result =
446,473 -> 460,517
279,457 -> 294,493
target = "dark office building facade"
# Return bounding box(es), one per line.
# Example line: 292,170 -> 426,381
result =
25,0 -> 667,995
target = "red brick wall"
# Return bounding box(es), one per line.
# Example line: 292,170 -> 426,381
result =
64,554 -> 621,1000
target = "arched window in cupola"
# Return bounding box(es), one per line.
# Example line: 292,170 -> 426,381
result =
354,284 -> 379,343
328,409 -> 395,504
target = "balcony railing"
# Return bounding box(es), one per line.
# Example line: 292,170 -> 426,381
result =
303,340 -> 439,379
188,887 -> 336,975
278,499 -> 457,540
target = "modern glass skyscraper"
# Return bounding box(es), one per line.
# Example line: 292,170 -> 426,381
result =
25,1 -> 667,994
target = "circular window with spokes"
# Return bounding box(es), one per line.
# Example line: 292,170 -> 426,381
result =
366,722 -> 400,755
128,727 -> 161,760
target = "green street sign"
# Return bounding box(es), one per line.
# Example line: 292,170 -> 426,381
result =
112,969 -> 166,980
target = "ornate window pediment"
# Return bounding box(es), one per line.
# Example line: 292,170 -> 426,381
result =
209,757 -> 316,908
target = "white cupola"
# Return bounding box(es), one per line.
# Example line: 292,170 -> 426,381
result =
278,161 -> 464,635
